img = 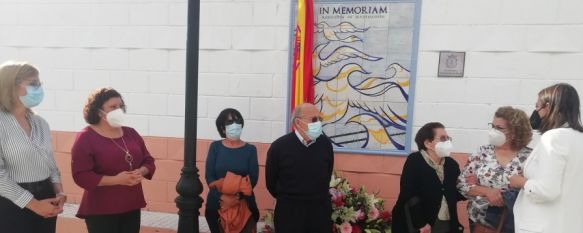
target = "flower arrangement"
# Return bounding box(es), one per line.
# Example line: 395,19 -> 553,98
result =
261,172 -> 391,233
261,210 -> 275,233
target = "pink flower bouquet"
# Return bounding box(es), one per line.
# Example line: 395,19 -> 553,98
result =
261,172 -> 392,233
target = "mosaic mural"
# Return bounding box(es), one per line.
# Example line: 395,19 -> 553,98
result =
311,1 -> 419,153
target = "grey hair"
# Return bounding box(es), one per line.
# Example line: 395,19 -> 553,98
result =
291,105 -> 304,123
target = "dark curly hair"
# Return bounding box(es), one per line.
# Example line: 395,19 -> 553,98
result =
494,106 -> 532,150
83,88 -> 126,125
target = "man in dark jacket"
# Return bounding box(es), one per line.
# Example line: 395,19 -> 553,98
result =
265,103 -> 334,233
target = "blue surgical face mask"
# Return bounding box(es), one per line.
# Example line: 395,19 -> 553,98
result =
19,85 -> 44,108
225,123 -> 242,139
305,121 -> 323,141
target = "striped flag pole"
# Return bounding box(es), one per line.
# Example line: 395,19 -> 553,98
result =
291,0 -> 315,113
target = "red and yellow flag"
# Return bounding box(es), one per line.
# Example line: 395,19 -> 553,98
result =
291,0 -> 315,111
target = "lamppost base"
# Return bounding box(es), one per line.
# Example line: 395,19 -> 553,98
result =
176,167 -> 204,233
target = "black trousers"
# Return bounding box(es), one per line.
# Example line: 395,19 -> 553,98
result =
0,179 -> 56,233
274,199 -> 332,233
85,209 -> 141,233
205,208 -> 222,233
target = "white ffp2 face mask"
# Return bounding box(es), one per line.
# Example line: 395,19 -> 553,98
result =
435,140 -> 453,158
488,129 -> 507,146
105,109 -> 125,128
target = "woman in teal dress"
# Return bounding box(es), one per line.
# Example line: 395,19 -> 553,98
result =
205,108 -> 259,233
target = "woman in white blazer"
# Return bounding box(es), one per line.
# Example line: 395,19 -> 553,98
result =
509,83 -> 583,233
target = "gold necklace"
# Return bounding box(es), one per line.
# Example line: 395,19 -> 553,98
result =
96,126 -> 134,170
110,136 -> 134,171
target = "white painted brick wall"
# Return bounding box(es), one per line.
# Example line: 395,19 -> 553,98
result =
1,0 -> 582,153
149,116 -> 184,137
167,94 -> 185,117
527,26 -> 583,52
249,98 -> 285,121
272,74 -> 287,98
65,48 -> 93,69
54,90 -> 89,112
18,48 -> 58,69
557,0 -> 583,24
232,27 -> 277,50
37,111 -> 78,132
229,74 -> 273,97
110,71 -> 150,93
198,96 -> 209,118
201,2 -> 253,26
500,0 -> 558,25
92,49 -> 129,70
149,71 -> 185,94
72,27 -> 112,48
199,50 -> 254,74
0,4 -> 20,25
271,121 -> 287,141
242,120 -> 272,143
149,26 -> 187,50
130,3 -> 169,26
37,90 -> 56,111
0,47 -> 19,64
200,27 -> 232,50
124,114 -> 150,136
197,118 -> 218,140
110,27 -> 150,49
126,93 -> 168,115
413,0 -> 583,153
129,49 -> 169,71
168,50 -> 186,72
42,69 -> 74,90
169,3 -> 188,26
72,70 -> 110,91
206,96 -> 250,120
93,4 -> 130,26
199,73 -> 231,96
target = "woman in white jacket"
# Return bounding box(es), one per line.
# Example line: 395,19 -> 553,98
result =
510,83 -> 583,233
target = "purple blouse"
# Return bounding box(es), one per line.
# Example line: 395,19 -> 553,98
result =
71,126 -> 156,218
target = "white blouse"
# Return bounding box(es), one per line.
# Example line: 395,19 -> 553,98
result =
0,111 -> 60,208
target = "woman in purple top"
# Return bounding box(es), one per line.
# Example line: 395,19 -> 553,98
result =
71,88 -> 156,233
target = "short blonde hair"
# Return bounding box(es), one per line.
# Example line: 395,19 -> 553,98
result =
0,61 -> 39,112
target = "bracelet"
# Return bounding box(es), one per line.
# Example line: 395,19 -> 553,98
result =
56,192 -> 66,197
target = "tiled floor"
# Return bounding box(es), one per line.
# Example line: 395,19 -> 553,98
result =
59,203 -> 209,233
59,203 -> 266,233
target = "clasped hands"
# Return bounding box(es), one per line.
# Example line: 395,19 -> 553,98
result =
27,193 -> 67,218
465,173 -> 526,207
115,168 -> 147,186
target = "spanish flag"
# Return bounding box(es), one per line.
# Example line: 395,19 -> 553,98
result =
291,0 -> 315,111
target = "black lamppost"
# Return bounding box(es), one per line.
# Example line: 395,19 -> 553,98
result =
175,0 -> 203,232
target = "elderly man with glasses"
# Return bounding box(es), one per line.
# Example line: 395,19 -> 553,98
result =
265,103 -> 334,233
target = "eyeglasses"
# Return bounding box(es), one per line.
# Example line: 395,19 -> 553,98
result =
225,118 -> 243,125
300,116 -> 323,123
21,79 -> 42,88
434,136 -> 452,142
488,123 -> 507,131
